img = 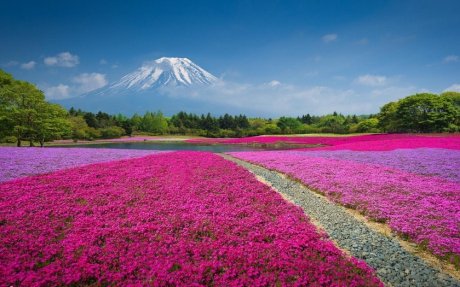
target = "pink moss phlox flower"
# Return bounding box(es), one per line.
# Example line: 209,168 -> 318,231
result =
188,134 -> 460,151
0,147 -> 164,182
0,151 -> 382,286
295,148 -> 460,182
230,150 -> 460,263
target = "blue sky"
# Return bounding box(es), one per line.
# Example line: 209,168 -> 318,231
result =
1,0 -> 460,115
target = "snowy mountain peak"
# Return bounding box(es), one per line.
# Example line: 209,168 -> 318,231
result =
154,57 -> 192,65
108,57 -> 218,92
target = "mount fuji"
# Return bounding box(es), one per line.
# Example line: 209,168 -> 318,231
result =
56,57 -> 224,114
93,57 -> 218,96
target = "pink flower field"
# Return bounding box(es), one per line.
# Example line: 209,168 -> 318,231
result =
0,151 -> 382,286
230,145 -> 460,266
0,147 -> 165,182
188,134 -> 460,151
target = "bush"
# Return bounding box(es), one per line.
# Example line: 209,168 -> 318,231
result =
86,127 -> 101,140
350,118 -> 381,133
1,136 -> 17,143
297,124 -> 321,134
444,124 -> 459,132
100,126 -> 125,139
263,124 -> 281,134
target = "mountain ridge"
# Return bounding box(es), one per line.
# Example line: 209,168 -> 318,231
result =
92,57 -> 218,96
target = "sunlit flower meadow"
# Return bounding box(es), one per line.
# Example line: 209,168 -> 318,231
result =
0,151 -> 382,286
230,138 -> 460,266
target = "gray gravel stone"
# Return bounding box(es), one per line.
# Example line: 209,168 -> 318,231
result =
222,154 -> 460,287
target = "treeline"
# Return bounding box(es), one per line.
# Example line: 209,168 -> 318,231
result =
1,69 -> 459,146
63,109 -> 391,139
66,93 -> 460,139
67,109 -> 251,139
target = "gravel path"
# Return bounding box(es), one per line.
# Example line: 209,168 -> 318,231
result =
222,154 -> 460,287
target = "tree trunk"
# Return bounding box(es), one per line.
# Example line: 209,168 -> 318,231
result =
17,139 -> 21,147
40,138 -> 44,147
29,140 -> 35,147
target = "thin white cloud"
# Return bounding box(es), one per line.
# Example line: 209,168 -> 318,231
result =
443,55 -> 459,63
99,59 -> 108,65
72,73 -> 108,93
369,86 -> 418,100
160,80 -> 413,116
20,61 -> 36,70
45,84 -> 71,100
444,84 -> 460,92
44,72 -> 107,100
322,33 -> 337,43
267,80 -> 281,87
355,74 -> 387,86
44,52 -> 79,67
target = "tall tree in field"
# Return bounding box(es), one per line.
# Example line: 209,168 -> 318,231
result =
378,101 -> 400,132
0,69 -> 71,146
441,91 -> 460,107
395,93 -> 458,132
0,70 -> 16,139
378,93 -> 459,133
33,103 -> 71,146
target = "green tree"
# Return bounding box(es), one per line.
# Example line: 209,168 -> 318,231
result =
317,114 -> 347,133
395,93 -> 458,132
276,117 -> 301,134
377,101 -> 399,132
441,91 -> 460,127
441,91 -> 460,107
130,113 -> 142,132
350,118 -> 380,133
140,111 -> 168,134
69,116 -> 90,141
201,113 -> 219,135
0,70 -> 70,146
33,103 -> 71,146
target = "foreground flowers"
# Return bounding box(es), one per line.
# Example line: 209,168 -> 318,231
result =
0,147 -> 163,182
230,148 -> 460,266
0,152 -> 382,286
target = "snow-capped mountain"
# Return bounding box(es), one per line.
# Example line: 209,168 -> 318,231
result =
57,57 -> 223,114
96,57 -> 218,95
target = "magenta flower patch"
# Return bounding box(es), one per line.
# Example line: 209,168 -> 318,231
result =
230,150 -> 460,264
0,151 -> 382,286
294,148 -> 460,182
188,134 -> 460,151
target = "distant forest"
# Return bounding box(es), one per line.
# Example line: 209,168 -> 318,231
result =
66,108 -> 377,139
1,69 -> 459,146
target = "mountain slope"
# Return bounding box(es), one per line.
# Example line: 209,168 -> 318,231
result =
94,57 -> 218,96
55,57 -> 224,114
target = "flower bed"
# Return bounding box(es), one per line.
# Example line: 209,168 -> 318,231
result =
295,148 -> 460,182
229,150 -> 460,266
0,151 -> 382,286
0,147 -> 164,182
187,134 -> 460,151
